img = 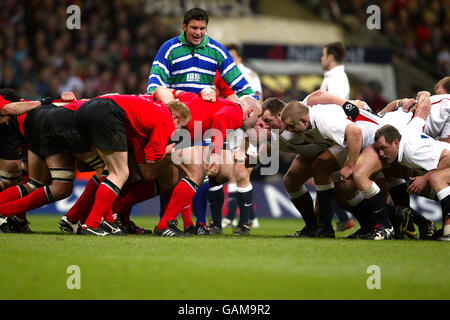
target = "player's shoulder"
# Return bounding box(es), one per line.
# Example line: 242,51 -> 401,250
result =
207,37 -> 225,48
431,94 -> 450,106
157,36 -> 184,54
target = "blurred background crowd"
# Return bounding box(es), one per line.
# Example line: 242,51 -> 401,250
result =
307,0 -> 449,78
0,0 -> 177,100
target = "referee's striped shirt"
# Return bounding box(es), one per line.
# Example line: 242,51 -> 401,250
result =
147,33 -> 256,98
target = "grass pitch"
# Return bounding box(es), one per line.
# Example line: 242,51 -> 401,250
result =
0,215 -> 448,300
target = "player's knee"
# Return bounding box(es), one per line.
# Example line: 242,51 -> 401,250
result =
428,172 -> 442,190
234,166 -> 250,184
0,168 -> 22,187
352,168 -> 368,190
312,157 -> 333,178
50,180 -> 74,200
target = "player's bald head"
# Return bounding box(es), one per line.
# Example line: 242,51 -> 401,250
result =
239,95 -> 262,129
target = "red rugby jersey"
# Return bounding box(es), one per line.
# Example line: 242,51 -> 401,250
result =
177,92 -> 243,152
98,93 -> 175,162
213,70 -> 234,98
0,95 -> 12,112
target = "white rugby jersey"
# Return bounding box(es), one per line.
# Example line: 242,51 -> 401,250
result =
278,130 -> 326,157
303,104 -> 382,149
320,65 -> 350,100
398,117 -> 450,171
424,94 -> 450,139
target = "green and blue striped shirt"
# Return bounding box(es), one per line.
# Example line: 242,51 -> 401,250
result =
147,33 -> 255,98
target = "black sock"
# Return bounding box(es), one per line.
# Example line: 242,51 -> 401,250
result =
389,183 -> 410,207
237,188 -> 253,226
385,203 -> 400,234
440,194 -> 450,226
249,205 -> 256,220
366,191 -> 392,228
348,199 -> 375,232
317,188 -> 334,227
389,182 -> 415,232
209,187 -> 224,228
226,192 -> 238,220
410,208 -> 432,228
291,191 -> 317,228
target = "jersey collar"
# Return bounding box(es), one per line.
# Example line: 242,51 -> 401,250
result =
178,33 -> 210,49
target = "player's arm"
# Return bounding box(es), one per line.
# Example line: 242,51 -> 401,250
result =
306,90 -> 346,106
413,91 -> 432,121
307,90 -> 361,120
0,100 -> 41,116
379,98 -> 416,114
340,124 -> 362,179
154,86 -> 177,104
407,171 -> 434,195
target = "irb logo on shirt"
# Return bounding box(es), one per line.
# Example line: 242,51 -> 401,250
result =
186,73 -> 200,82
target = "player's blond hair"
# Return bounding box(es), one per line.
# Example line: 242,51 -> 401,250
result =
167,101 -> 191,123
280,101 -> 309,122
435,76 -> 450,94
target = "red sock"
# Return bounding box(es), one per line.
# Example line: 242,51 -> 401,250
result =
181,202 -> 194,230
0,185 -> 27,205
66,176 -> 100,223
157,178 -> 198,230
112,181 -> 158,226
0,187 -> 50,218
84,179 -> 120,229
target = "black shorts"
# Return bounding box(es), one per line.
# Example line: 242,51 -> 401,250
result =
39,106 -> 92,156
75,98 -> 127,152
23,104 -> 59,156
0,118 -> 27,160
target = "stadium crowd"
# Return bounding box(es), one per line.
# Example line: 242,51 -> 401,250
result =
308,0 -> 450,77
0,0 -> 177,100
0,4 -> 449,241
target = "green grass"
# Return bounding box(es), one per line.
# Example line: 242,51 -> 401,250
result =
0,215 -> 449,300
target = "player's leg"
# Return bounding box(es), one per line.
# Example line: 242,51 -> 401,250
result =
60,152 -> 105,233
428,167 -> 450,240
223,171 -> 238,228
283,154 -> 317,237
232,162 -> 253,235
0,153 -> 76,233
82,149 -> 128,235
0,159 -> 23,192
207,149 -> 233,234
155,146 -> 205,236
352,145 -> 394,240
192,178 -> 210,234
311,147 -> 346,238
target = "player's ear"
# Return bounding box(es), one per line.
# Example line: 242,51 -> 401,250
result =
393,139 -> 400,148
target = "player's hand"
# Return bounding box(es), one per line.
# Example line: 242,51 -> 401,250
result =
401,99 -> 416,112
416,91 -> 431,110
407,176 -> 429,195
200,87 -> 217,102
340,164 -> 354,180
165,142 -> 176,155
61,91 -> 76,101
205,152 -> 221,176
